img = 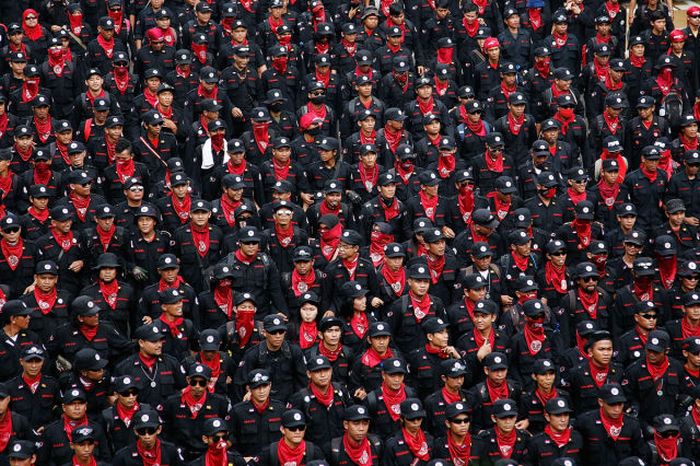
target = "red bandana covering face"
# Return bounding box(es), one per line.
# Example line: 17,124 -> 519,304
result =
394,160 -> 414,184
657,68 -> 674,96
204,439 -> 229,466
21,78 -> 40,103
113,66 -> 130,94
484,150 -> 504,172
382,382 -> 406,421
235,307 -> 256,347
600,408 -> 623,440
658,255 -> 677,289
553,31 -> 568,47
213,282 -> 234,318
252,121 -> 270,154
277,439 -> 306,466
320,223 -> 342,261
68,11 -> 83,34
544,425 -> 571,448
369,230 -> 392,267
572,218 -> 592,249
437,152 -> 456,178
495,428 -> 517,458
418,190 -> 438,221
343,432 -> 372,466
524,318 -> 546,356
457,186 -> 475,224
99,279 -> 119,309
137,438 -> 162,466
48,48 -> 66,77
654,431 -> 679,464
437,47 -> 454,64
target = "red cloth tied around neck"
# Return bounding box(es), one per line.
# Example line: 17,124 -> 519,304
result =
657,68 -> 674,96
501,82 -> 516,101
170,193 -> 192,225
21,79 -> 39,103
657,255 -> 677,289
28,207 -> 49,222
577,288 -> 599,319
605,72 -> 623,91
553,31 -> 568,47
219,194 -> 240,227
555,108 -> 575,134
457,186 -> 475,223
213,283 -> 234,318
51,228 -> 74,252
275,224 -> 294,249
197,83 -> 218,100
97,34 -> 115,59
593,57 -> 609,82
113,66 -> 130,94
572,218 -> 592,249
272,158 -> 290,181
409,291 -> 431,321
343,433 -> 372,466
524,320 -> 546,356
448,431 -> 472,466
466,117 -> 486,136
545,262 -> 568,294
402,427 -> 430,460
495,428 -> 517,458
425,343 -> 449,359
34,287 -> 56,314
33,160 -> 51,185
48,48 -> 66,77
600,408 -> 623,440
544,425 -> 571,448
115,400 -> 139,427
641,165 -> 658,183
252,121 -> 270,154
534,57 -> 550,77
115,158 -> 135,183
362,346 -> 393,367
589,360 -> 609,388
680,134 -> 699,151
211,133 -> 225,153
176,65 -> 191,79
291,269 -> 315,297
277,439 -> 306,466
486,378 -> 509,401
369,231 -> 392,267
319,340 -> 344,361
99,279 -> 119,309
191,224 -> 211,257
299,321 -> 317,349
192,43 -> 208,64
0,411 -> 12,452
510,251 -> 529,272
310,382 -> 334,407
358,162 -> 378,192
381,265 -> 405,297
159,315 -> 184,338
484,150 -> 504,172
681,317 -> 700,339
235,308 -> 255,347
320,222 -> 342,261
384,125 -> 403,153
417,96 -> 435,115
315,68 -> 331,88
181,385 -> 206,418
418,191 -> 438,221
22,10 -> 42,41
463,16 -> 479,36
598,177 -> 622,207
647,355 -> 670,381
271,56 -> 288,75
528,8 -> 543,29
63,414 -> 88,442
381,382 -> 406,421
437,153 -> 455,178
137,438 -> 162,466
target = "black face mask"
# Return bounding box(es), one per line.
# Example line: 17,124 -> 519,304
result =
309,95 -> 325,104
268,102 -> 283,112
306,126 -> 321,136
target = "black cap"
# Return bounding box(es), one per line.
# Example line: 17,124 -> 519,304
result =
134,324 -> 165,341
114,375 -> 139,393
21,344 -> 45,361
646,329 -> 670,352
575,261 -> 599,279
492,399 -> 518,418
263,315 -> 287,332
400,398 -> 426,419
633,257 -> 655,275
483,352 -> 508,370
35,260 -> 58,275
533,359 -> 557,374
133,410 -> 161,429
368,321 -> 392,337
282,409 -> 306,427
248,369 -> 272,388
63,387 -> 87,403
422,317 -> 449,334
381,358 -> 406,374
8,441 -> 35,459
187,363 -> 212,379
545,397 -> 574,414
159,288 -> 184,304
307,355 -> 332,371
523,299 -> 546,317
72,295 -> 100,316
74,347 -> 108,371
199,329 -> 221,351
203,418 -> 228,436
344,404 -> 371,421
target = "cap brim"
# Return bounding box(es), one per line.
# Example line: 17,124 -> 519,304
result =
602,395 -> 627,404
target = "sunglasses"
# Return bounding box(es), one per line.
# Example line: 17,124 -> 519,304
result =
189,379 -> 208,387
624,243 -> 642,248
136,427 -> 157,436
550,251 -> 566,256
240,241 -> 259,245
129,186 -> 144,192
212,433 -> 228,441
310,91 -> 325,97
151,122 -> 164,126
450,417 -> 470,424
581,277 -> 598,282
286,425 -> 305,432
119,389 -> 138,397
658,430 -> 678,438
3,227 -> 20,234
268,329 -> 286,335
25,16 -> 37,20
639,313 -> 657,320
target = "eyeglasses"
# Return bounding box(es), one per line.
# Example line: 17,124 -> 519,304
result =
286,425 -> 305,432
151,122 -> 164,126
136,427 -> 157,436
268,329 -> 286,335
450,417 -> 470,424
25,16 -> 37,20
189,379 -> 208,387
639,313 -> 658,320
119,389 -> 138,397
550,251 -> 566,256
4,227 -> 20,234
581,277 -> 598,282
658,430 -> 679,438
129,186 -> 144,192
212,434 -> 228,441
310,91 -> 325,97
624,243 -> 642,248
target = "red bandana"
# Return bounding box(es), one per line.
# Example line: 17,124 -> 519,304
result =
600,408 -> 623,440
647,355 -> 670,382
658,255 -> 677,289
34,287 -> 56,314
235,308 -> 255,347
350,312 -> 369,339
572,218 -> 592,249
418,191 -> 438,221
51,228 -> 74,252
115,159 -> 135,183
381,266 -> 405,297
343,433 -> 372,466
63,415 -> 88,442
384,125 -> 403,154
320,223 -> 342,261
417,96 -> 435,115
484,150 -> 504,173
495,428 -> 517,458
359,163 -> 378,192
252,121 -> 270,155
447,432 -> 472,466
22,10 -> 43,41
603,110 -> 620,134
319,341 -> 343,362
70,192 -> 90,222
272,158 -> 290,181
589,360 -> 609,388
544,425 -> 571,448
545,262 -> 568,294
382,382 -> 406,421
299,321 -> 317,349
160,316 -> 183,338
181,386 -> 205,418
425,343 -> 449,359
99,279 -> 119,310
409,291 -> 431,322
524,321 -> 546,356
190,225 -> 210,257
319,199 -> 341,217
137,439 -> 162,466
402,428 -> 430,461
96,34 -> 115,59
277,440 -> 306,466
219,194 -> 240,227
213,283 -> 234,318
577,288 -> 599,319
425,254 -> 445,285
291,268 -> 315,297
361,346 -> 393,367
310,383 -> 334,407
170,193 -> 191,225
654,431 -> 679,464
0,411 -> 12,452
1,238 -> 22,271
486,378 -> 509,401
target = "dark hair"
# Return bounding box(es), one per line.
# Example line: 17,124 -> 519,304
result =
115,138 -> 132,154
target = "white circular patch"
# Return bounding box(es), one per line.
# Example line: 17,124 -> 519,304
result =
611,387 -> 619,395
557,400 -> 565,407
494,356 -> 502,363
393,360 -> 400,367
503,403 -> 511,411
663,417 -> 671,425
293,413 -> 302,421
13,444 -> 20,452
213,419 -> 222,427
124,377 -> 131,384
652,338 -> 659,345
410,403 -> 419,411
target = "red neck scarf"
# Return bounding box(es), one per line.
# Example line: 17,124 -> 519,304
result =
602,110 -> 620,135
159,315 -> 184,339
381,265 -> 405,297
181,385 -> 205,418
51,228 -> 74,252
234,249 -> 254,266
379,196 -> 401,222
159,275 -> 184,292
143,88 -> 158,107
442,386 -> 462,405
96,34 -> 115,59
193,43 -> 209,64
48,48 -> 66,77
510,251 -> 529,273
402,428 -> 430,461
319,341 -> 344,361
22,373 -> 41,393
272,158 -> 290,181
341,255 -> 358,280
137,439 -> 162,466
0,237 -> 21,272
524,321 -> 546,356
457,186 -> 475,224
501,82 -> 517,102
647,355 -> 670,381
545,262 -> 568,294
341,38 -> 357,56
534,57 -> 550,78
488,193 -> 510,221
447,432 -> 472,466
33,287 -> 56,314
113,66 -> 131,95
204,442 -> 229,466
227,159 -> 246,176
99,279 -> 119,310
200,352 -> 221,391
0,410 -> 12,452
463,17 -> 479,36
197,83 -> 218,100
553,31 -> 568,47
577,288 -> 599,319
275,223 -> 294,249
315,68 -> 330,88
176,65 -> 191,79
486,378 -> 509,401
417,96 -> 435,115
426,253 -> 445,285
343,433 -> 372,466
28,206 -> 48,223
319,199 -> 341,217
425,343 -> 449,359
382,382 -> 406,421
277,440 -> 306,466
589,360 -> 609,388
394,160 -> 414,184
213,283 -> 234,318
55,139 -> 70,165
291,268 -> 315,297
358,163 -> 378,192
680,134 -> 699,152
384,125 -> 402,153
409,291 -> 431,322
484,150 -> 504,172
630,53 -> 646,68
320,223 -> 342,261
692,405 -> 700,427
473,324 -> 495,348
567,187 -> 587,205
79,323 -> 98,342
115,401 -> 139,428
593,58 -> 609,82
350,312 -> 369,339
0,113 -> 8,140
299,321 -> 317,349
252,122 -> 270,155
554,107 -> 575,134
535,387 -> 558,407
219,194 -> 239,227
605,73 -> 624,91
544,425 -> 571,448
170,193 -> 191,225
600,408 -> 623,440
21,79 -> 39,103
115,158 -> 135,183
307,102 -> 327,121
63,414 -> 88,442
597,178 -> 621,209
310,382 -> 334,407
361,346 -> 393,367
495,428 -> 517,458
22,10 -> 42,41
657,68 -> 674,96
682,317 -> 700,339
33,116 -> 52,144
70,192 -> 90,222
641,165 -> 658,183
466,117 -> 486,136
191,224 -> 210,257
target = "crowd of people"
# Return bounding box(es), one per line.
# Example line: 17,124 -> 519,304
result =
0,0 -> 699,464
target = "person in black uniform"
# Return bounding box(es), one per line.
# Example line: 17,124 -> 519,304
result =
256,409 -> 326,466
101,375 -> 154,455
111,408 -> 186,466
381,399 -> 434,466
0,300 -> 40,382
188,417 -> 246,466
524,397 -> 583,466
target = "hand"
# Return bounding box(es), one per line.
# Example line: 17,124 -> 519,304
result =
23,280 -> 36,295
354,387 -> 367,400
686,216 -> 700,226
68,260 -> 84,272
323,310 -> 336,318
417,66 -> 426,76
243,389 -> 252,401
300,193 -> 315,207
515,419 -> 529,430
51,25 -> 62,32
371,297 -> 384,308
277,312 -> 289,322
133,266 -> 149,281
501,295 -> 514,305
444,346 -> 460,358
349,6 -> 359,18
142,316 -> 153,325
163,119 -> 177,133
231,107 -> 243,118
476,341 -> 492,361
442,226 -> 455,239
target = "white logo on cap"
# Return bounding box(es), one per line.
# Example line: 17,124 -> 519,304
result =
527,279 -> 534,286
586,265 -> 593,272
377,324 -> 385,330
535,302 -> 542,309
293,413 -> 302,421
503,403 -> 511,411
410,403 -> 419,411
557,400 -> 565,407
393,360 -> 400,367
124,377 -> 131,384
71,389 -> 79,396
13,445 -> 20,452
142,414 -> 150,422
544,360 -> 551,367
248,230 -> 254,237
418,267 -> 425,273
213,419 -> 222,428
664,417 -> 672,425
196,365 -> 204,373
611,387 -> 619,395
494,356 -> 502,363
